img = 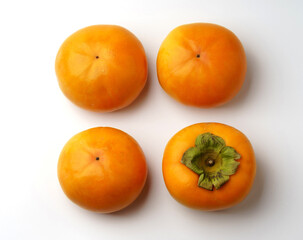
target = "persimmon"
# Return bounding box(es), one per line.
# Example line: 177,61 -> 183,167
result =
55,25 -> 148,112
57,127 -> 147,213
162,123 -> 256,211
157,23 -> 246,108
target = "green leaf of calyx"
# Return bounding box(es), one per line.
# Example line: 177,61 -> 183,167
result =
211,175 -> 230,190
221,158 -> 240,175
220,146 -> 240,176
220,146 -> 241,160
181,147 -> 204,175
195,132 -> 225,153
198,174 -> 213,190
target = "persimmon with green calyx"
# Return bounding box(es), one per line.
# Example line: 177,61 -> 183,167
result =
162,123 -> 256,211
57,127 -> 147,213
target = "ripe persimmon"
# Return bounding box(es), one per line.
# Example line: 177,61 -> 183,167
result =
55,25 -> 148,112
157,23 -> 246,108
162,123 -> 256,211
57,127 -> 147,213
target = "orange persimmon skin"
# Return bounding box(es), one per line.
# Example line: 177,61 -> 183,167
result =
157,23 -> 246,108
55,25 -> 148,112
162,123 -> 256,211
58,127 -> 147,213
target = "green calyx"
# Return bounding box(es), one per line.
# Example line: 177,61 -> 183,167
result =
181,133 -> 241,191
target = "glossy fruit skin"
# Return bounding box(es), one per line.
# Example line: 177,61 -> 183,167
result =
58,127 -> 147,213
157,23 -> 246,108
162,123 -> 256,211
55,25 -> 148,112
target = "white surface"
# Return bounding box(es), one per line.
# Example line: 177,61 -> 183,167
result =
0,0 -> 302,239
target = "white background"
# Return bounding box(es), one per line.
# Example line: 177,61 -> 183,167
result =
0,0 -> 302,239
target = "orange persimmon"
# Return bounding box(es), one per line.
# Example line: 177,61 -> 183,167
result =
162,123 -> 256,211
57,127 -> 147,213
157,23 -> 246,108
55,25 -> 148,112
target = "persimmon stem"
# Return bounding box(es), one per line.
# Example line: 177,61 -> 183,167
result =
206,159 -> 215,167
